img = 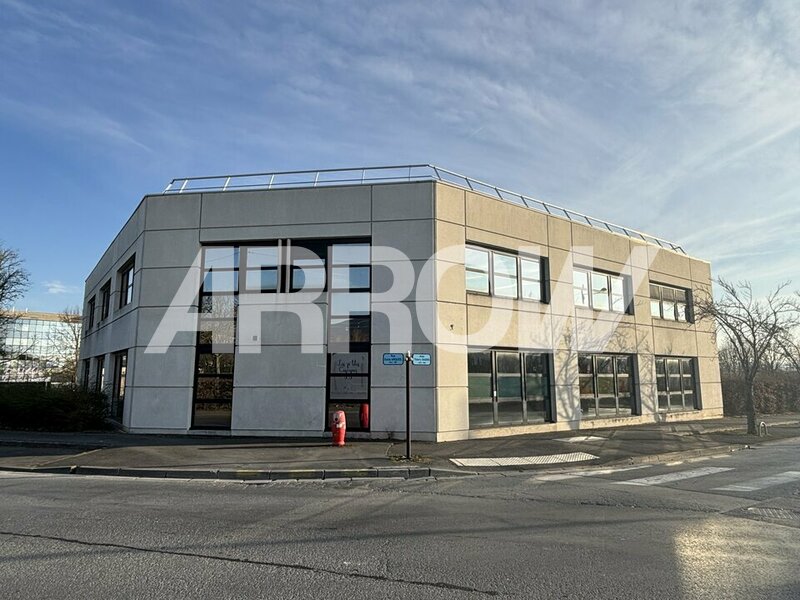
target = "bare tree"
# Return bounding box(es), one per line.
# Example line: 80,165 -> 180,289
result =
47,306 -> 83,384
694,279 -> 800,434
0,244 -> 31,367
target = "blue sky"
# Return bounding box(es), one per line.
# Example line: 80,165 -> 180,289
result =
1,0 -> 798,312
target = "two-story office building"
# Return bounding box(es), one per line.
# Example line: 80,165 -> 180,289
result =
80,165 -> 722,441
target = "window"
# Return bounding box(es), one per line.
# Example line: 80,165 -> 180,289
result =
468,349 -> 552,428
465,245 -> 545,302
245,245 -> 278,292
82,360 -> 91,390
194,246 -> 238,430
118,259 -> 135,308
465,247 -> 490,294
650,283 -> 691,322
111,351 -> 127,422
94,355 -> 105,393
99,281 -> 111,321
327,241 -> 372,431
520,258 -> 542,301
574,269 -> 628,313
87,297 -> 96,331
656,357 -> 697,411
194,352 -> 234,429
579,353 -> 635,418
493,254 -> 518,299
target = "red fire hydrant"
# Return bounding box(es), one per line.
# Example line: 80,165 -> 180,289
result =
331,410 -> 346,446
359,403 -> 369,430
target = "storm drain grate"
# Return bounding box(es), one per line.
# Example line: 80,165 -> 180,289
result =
450,452 -> 598,467
746,507 -> 799,520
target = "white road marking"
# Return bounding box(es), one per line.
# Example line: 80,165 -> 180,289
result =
450,452 -> 598,468
615,466 -> 734,487
712,471 -> 800,492
554,436 -> 605,443
530,464 -> 653,482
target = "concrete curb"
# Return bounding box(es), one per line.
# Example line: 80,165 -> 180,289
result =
0,464 -> 473,481
604,443 -> 747,467
0,439 -> 102,451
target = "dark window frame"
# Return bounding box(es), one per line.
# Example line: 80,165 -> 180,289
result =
655,356 -> 698,412
465,244 -> 548,303
467,348 -> 554,429
650,282 -> 693,323
578,353 -> 637,418
111,351 -> 128,423
118,258 -> 135,309
94,355 -> 105,393
99,281 -> 111,321
86,296 -> 96,332
326,239 -> 372,432
573,267 -> 631,314
192,245 -> 239,430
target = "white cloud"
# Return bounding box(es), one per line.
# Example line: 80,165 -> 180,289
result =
43,281 -> 81,295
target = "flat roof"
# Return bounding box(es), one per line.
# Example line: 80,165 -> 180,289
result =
161,164 -> 686,254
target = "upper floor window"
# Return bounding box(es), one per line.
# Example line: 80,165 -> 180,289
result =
650,283 -> 691,322
118,258 -> 135,308
86,297 -> 96,330
465,245 -> 545,302
573,269 -> 628,313
99,281 -> 111,321
465,247 -> 490,294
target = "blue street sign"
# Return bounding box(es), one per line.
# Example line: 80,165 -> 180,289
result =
411,353 -> 431,366
382,353 -> 405,366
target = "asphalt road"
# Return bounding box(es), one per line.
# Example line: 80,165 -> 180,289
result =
1,438 -> 799,599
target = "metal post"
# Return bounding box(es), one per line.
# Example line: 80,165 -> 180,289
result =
406,350 -> 411,460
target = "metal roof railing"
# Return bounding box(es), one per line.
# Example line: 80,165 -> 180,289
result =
163,164 -> 685,254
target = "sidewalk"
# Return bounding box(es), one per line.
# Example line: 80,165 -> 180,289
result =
1,414 -> 799,481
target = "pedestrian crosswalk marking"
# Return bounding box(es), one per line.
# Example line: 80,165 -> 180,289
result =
530,464 -> 652,482
614,466 -> 734,487
450,452 -> 598,467
712,471 -> 800,492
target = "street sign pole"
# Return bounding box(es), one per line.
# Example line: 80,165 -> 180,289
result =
405,350 -> 411,460
382,351 -> 428,462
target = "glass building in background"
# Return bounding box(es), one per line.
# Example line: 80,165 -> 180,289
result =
0,311 -> 82,383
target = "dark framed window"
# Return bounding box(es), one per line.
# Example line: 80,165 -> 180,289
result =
82,360 -> 91,390
94,355 -> 105,393
468,349 -> 552,429
465,244 -> 545,302
99,281 -> 111,321
520,257 -> 542,301
493,254 -> 518,299
650,283 -> 691,322
579,353 -> 635,418
290,241 -> 327,292
244,245 -> 279,292
465,247 -> 490,294
574,269 -> 629,313
193,246 -> 239,430
111,351 -> 127,422
326,240 -> 371,431
86,297 -> 96,331
118,258 -> 135,308
193,351 -> 234,429
656,356 -> 697,411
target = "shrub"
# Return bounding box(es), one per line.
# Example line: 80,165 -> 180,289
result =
722,371 -> 800,416
0,383 -> 110,431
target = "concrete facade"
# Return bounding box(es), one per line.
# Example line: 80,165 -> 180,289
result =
81,176 -> 723,441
